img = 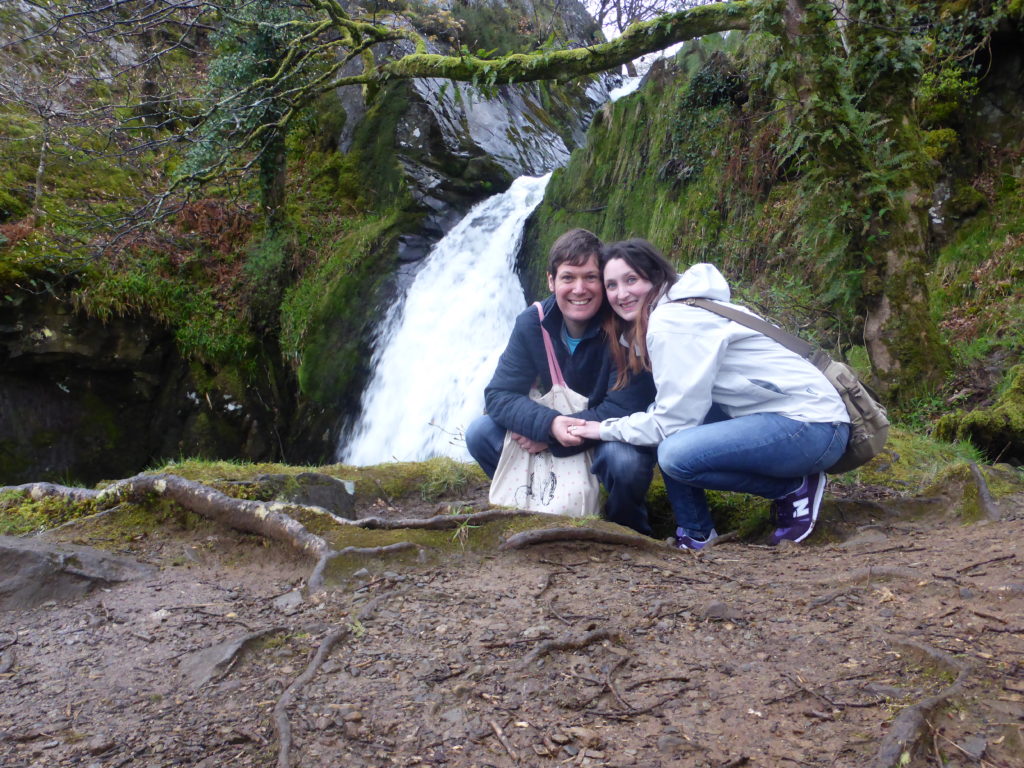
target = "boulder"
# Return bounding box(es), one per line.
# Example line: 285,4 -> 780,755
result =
0,535 -> 155,611
253,472 -> 357,520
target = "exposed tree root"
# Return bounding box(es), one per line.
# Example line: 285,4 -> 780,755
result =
356,587 -> 413,622
968,462 -> 1001,521
274,627 -> 349,768
501,526 -> 667,551
700,530 -> 741,550
5,474 -> 331,561
523,628 -> 621,665
4,475 -> 435,593
869,637 -> 973,768
349,508 -> 537,529
308,543 -> 420,591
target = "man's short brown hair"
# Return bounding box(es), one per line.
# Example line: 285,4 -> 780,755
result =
548,228 -> 602,277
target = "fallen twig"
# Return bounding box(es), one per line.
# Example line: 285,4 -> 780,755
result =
488,719 -> 517,762
956,553 -> 1015,574
624,674 -> 691,690
586,689 -> 680,718
830,566 -> 920,585
970,608 -> 1009,625
811,585 -> 866,608
274,627 -> 349,768
605,656 -> 632,710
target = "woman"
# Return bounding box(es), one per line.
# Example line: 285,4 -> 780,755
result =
570,240 -> 850,549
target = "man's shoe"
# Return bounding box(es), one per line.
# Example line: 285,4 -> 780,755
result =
769,472 -> 826,544
675,527 -> 718,551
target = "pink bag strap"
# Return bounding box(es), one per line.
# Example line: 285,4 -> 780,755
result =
534,302 -> 567,387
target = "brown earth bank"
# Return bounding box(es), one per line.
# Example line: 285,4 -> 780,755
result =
1,487 -> 1022,768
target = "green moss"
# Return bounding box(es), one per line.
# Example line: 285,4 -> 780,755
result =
282,208 -> 403,406
934,365 -> 1024,462
74,249 -> 258,372
946,184 -> 986,219
928,172 -> 1024,381
419,457 -> 485,502
0,490 -> 100,536
922,128 -> 959,161
836,426 -> 983,495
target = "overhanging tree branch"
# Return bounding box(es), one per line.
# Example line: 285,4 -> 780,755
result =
365,2 -> 752,85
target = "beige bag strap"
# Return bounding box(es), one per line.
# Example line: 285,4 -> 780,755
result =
674,298 -> 820,359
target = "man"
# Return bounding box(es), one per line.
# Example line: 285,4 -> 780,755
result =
465,228 -> 657,535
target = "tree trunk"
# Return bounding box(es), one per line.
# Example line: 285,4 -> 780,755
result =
260,131 -> 287,227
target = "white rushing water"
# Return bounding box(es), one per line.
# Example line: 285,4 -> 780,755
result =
339,173 -> 552,465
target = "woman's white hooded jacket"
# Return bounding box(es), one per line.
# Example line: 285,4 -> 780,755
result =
600,263 -> 849,446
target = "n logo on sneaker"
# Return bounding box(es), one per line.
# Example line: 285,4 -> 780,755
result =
793,498 -> 810,519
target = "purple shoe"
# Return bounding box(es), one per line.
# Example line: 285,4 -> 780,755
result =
675,527 -> 718,551
769,472 -> 826,544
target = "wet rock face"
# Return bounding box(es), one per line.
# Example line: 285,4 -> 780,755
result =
336,14 -> 611,250
391,76 -> 609,243
0,294 -> 286,485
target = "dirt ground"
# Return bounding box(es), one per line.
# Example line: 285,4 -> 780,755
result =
1,483 -> 1022,768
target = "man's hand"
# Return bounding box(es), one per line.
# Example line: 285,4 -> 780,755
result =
551,415 -> 587,447
510,432 -> 548,453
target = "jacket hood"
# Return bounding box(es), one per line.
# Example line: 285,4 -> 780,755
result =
663,263 -> 731,303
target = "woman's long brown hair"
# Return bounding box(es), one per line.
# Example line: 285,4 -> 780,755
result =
599,240 -> 678,390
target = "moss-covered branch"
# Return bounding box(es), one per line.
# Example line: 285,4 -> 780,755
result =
365,3 -> 753,85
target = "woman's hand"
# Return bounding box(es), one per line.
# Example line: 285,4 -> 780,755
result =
571,421 -> 602,441
551,415 -> 587,447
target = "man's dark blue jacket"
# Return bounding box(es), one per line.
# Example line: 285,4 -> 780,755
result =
483,296 -> 656,456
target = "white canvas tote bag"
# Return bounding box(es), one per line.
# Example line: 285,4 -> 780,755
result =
488,303 -> 601,517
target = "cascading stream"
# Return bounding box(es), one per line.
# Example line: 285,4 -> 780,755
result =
338,173 -> 552,465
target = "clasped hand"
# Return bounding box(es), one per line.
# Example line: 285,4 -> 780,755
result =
551,415 -> 601,447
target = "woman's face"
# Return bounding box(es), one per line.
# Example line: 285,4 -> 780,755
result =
603,257 -> 654,323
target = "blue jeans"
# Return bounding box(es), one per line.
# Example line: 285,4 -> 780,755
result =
466,414 -> 656,535
657,413 -> 850,538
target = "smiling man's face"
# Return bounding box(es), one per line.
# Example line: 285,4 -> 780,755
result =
547,254 -> 602,338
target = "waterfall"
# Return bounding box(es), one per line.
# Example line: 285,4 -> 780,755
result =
338,173 -> 552,465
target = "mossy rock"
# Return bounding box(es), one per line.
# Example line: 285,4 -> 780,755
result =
946,184 -> 987,219
934,365 -> 1024,464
